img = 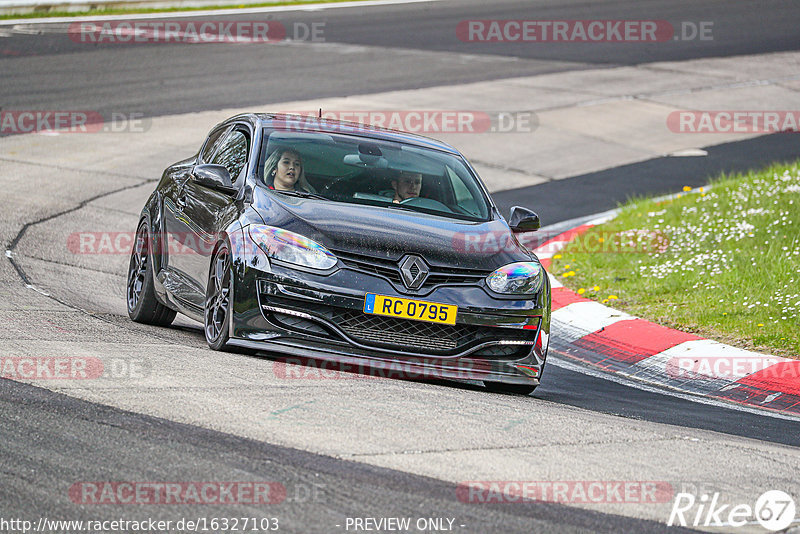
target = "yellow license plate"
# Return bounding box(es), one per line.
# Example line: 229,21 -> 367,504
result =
363,293 -> 457,325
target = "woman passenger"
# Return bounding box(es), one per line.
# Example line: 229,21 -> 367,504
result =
263,147 -> 315,192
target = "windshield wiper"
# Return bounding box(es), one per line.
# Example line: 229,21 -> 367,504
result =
273,189 -> 329,201
386,201 -> 475,221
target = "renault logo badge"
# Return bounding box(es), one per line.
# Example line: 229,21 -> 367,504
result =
398,255 -> 429,290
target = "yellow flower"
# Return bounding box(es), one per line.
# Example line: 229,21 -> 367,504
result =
564,264 -> 570,269
602,299 -> 609,303
699,187 -> 704,192
683,186 -> 691,192
757,323 -> 764,327
577,288 -> 586,295
592,285 -> 600,291
598,237 -> 604,243
553,254 -> 562,259
722,312 -> 728,316
676,193 -> 682,198
608,295 -> 618,300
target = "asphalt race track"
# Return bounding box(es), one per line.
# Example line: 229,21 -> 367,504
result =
2,0 -> 800,120
2,1 -> 800,532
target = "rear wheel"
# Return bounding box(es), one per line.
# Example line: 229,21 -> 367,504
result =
484,381 -> 536,396
127,221 -> 176,326
204,243 -> 232,351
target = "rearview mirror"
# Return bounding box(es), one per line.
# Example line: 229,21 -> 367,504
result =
193,164 -> 237,195
343,153 -> 389,169
508,206 -> 540,232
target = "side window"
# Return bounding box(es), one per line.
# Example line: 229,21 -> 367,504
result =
211,129 -> 250,184
200,126 -> 228,162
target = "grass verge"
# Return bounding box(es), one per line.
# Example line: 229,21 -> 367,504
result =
550,160 -> 800,359
0,0 -> 364,20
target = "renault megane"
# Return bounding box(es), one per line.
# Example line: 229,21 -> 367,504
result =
127,113 -> 550,394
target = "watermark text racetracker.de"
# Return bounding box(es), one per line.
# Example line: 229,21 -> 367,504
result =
276,110 -> 537,134
667,110 -> 800,133
456,228 -> 670,255
69,481 -> 286,505
0,111 -> 149,135
272,356 -> 501,381
0,356 -> 150,380
70,230 -> 327,260
457,20 -> 713,42
68,20 -> 325,44
0,517 -> 279,533
69,231 -> 235,256
666,356 -> 798,381
68,228 -> 670,258
457,480 -> 674,504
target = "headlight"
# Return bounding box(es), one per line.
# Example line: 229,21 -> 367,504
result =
248,226 -> 337,270
486,261 -> 544,295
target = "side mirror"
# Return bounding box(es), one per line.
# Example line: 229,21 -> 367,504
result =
508,206 -> 540,232
193,164 -> 237,195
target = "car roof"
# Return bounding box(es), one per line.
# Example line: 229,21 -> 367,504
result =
226,113 -> 463,155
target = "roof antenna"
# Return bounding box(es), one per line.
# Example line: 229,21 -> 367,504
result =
318,108 -> 322,119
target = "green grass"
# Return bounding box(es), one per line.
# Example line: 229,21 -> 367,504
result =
0,0 -> 364,19
550,161 -> 800,359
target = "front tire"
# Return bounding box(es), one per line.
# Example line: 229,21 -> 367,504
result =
484,381 -> 536,396
204,243 -> 232,351
127,221 -> 176,326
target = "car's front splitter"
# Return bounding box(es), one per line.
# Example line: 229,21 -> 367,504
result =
227,336 -> 542,386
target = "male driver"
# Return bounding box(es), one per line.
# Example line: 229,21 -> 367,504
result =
391,171 -> 423,203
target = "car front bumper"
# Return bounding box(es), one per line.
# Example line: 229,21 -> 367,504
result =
229,250 -> 551,386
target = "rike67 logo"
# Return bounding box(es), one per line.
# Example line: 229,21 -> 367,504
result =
668,490 -> 796,531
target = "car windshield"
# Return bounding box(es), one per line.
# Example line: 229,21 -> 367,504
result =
257,128 -> 492,222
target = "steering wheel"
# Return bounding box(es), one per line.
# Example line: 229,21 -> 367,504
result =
399,196 -> 454,213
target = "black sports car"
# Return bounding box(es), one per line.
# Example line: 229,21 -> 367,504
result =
127,113 -> 550,394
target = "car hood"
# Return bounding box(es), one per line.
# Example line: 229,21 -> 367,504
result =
251,189 -> 534,271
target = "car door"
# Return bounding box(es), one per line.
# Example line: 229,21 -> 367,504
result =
164,125 -> 249,309
162,124 -> 229,307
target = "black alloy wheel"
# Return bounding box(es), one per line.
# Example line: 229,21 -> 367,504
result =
127,221 -> 176,326
204,243 -> 232,350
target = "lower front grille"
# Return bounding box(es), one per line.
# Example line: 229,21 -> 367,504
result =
472,345 -> 526,357
258,283 -> 538,357
333,309 -> 470,351
331,309 -> 536,356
